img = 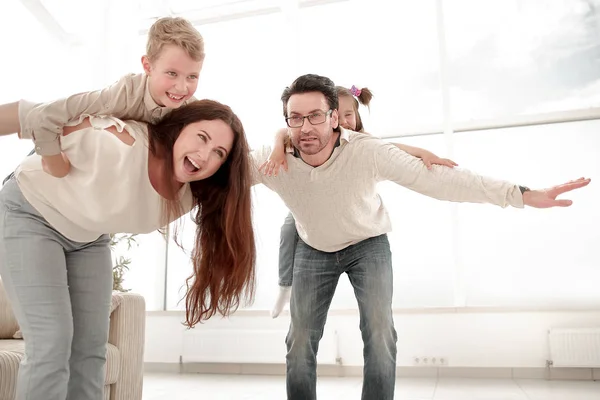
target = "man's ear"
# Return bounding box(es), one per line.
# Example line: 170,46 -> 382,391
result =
331,109 -> 339,129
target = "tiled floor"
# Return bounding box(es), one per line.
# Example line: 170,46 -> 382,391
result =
142,373 -> 600,399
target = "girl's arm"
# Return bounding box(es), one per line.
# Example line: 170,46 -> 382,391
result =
259,128 -> 289,176
393,143 -> 458,170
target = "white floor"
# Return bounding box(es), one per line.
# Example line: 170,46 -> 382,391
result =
142,373 -> 600,400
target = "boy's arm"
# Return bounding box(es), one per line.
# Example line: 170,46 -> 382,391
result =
0,102 -> 20,136
19,73 -> 145,156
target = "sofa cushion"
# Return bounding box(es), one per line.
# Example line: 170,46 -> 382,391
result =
0,281 -> 19,339
0,340 -> 23,399
0,340 -> 121,387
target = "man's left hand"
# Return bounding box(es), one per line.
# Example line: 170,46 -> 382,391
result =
523,177 -> 591,208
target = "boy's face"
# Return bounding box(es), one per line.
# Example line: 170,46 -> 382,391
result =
142,44 -> 203,108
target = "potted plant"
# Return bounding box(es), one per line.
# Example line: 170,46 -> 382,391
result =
109,233 -> 138,292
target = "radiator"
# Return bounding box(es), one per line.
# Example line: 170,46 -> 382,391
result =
548,328 -> 600,367
181,329 -> 338,364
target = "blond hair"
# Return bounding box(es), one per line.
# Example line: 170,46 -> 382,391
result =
146,17 -> 205,62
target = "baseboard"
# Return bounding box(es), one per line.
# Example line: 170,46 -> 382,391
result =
143,363 -> 599,380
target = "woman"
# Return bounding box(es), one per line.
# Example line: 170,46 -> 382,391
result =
0,100 -> 256,400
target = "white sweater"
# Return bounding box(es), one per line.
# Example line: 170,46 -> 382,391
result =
251,128 -> 523,252
15,115 -> 193,242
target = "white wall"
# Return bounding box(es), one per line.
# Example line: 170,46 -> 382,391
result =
144,310 -> 600,368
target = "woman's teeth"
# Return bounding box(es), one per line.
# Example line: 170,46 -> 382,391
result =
188,157 -> 200,169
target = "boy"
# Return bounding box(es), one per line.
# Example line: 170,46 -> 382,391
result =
0,16 -> 204,178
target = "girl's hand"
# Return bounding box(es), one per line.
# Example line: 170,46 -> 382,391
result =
259,148 -> 288,177
420,151 -> 458,170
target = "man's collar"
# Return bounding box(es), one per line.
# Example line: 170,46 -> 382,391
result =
339,127 -> 351,143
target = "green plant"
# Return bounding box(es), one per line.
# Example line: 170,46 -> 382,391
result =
109,233 -> 138,292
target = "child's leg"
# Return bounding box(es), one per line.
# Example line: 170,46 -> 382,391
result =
278,212 -> 298,286
272,212 -> 299,318
0,102 -> 20,135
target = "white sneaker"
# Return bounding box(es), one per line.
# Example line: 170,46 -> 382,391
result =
271,285 -> 292,318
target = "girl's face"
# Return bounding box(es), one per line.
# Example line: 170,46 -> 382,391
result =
338,95 -> 358,131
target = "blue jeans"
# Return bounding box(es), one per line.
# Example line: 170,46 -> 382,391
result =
278,212 -> 298,286
286,234 -> 397,400
0,178 -> 113,400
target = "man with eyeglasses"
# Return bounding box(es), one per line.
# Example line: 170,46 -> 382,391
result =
250,74 -> 590,400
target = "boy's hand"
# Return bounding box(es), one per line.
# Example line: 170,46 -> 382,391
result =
259,147 -> 288,177
42,153 -> 71,178
419,150 -> 458,170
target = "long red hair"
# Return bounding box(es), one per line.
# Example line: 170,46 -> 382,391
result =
148,100 -> 256,326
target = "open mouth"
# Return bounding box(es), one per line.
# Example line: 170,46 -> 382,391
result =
301,137 -> 318,143
184,156 -> 201,173
167,92 -> 185,102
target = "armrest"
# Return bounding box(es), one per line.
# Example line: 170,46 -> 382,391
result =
108,292 -> 146,400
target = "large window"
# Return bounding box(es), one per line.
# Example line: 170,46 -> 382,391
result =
165,12 -> 291,310
454,119 -> 599,307
4,0 -> 598,311
444,0 -> 600,121
163,0 -> 600,311
298,0 -> 443,135
0,1 -> 93,181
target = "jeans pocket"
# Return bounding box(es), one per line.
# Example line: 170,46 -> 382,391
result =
0,180 -> 26,212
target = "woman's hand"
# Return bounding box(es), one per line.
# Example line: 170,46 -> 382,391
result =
42,153 -> 71,178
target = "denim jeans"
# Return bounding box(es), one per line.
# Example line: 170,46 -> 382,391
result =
278,212 -> 298,287
0,178 -> 113,400
286,234 -> 397,400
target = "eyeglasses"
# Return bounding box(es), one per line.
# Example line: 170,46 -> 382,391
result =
285,110 -> 332,128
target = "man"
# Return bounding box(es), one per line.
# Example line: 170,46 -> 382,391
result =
251,74 -> 590,400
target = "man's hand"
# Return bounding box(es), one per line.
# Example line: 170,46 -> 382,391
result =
523,178 -> 591,208
41,153 -> 71,178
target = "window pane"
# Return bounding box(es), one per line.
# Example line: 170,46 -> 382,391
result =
0,1 -> 89,183
165,13 -> 290,310
193,13 -> 291,149
298,0 -> 443,134
114,232 -> 167,311
452,120 -> 599,307
445,0 -> 600,121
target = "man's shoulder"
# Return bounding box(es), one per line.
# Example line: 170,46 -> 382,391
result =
345,130 -> 387,151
